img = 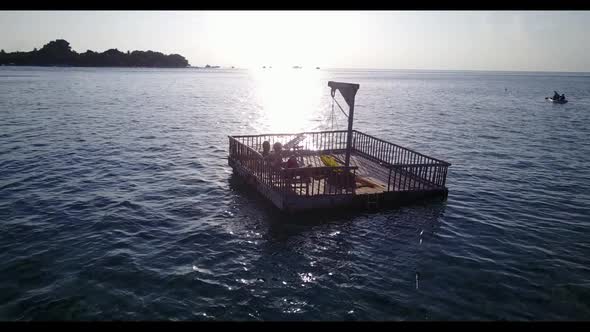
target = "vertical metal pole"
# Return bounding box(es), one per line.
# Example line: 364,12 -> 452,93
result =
345,97 -> 355,168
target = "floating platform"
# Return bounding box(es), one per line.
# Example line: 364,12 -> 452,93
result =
228,130 -> 451,212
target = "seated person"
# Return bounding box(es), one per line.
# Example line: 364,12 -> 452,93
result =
284,155 -> 311,184
261,141 -> 271,157
560,94 -> 566,101
286,155 -> 299,168
269,142 -> 284,168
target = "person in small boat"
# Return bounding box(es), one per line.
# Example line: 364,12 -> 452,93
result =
560,94 -> 566,101
261,140 -> 271,157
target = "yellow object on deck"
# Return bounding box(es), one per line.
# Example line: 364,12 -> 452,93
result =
320,154 -> 344,174
320,155 -> 340,167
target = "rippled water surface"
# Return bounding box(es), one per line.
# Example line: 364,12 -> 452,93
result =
1,67 -> 590,320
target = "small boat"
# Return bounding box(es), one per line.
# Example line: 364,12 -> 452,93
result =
547,97 -> 568,104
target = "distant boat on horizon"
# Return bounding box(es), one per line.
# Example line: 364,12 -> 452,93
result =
293,66 -> 302,69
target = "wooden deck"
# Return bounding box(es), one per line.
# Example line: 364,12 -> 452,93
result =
228,130 -> 450,212
282,151 -> 439,197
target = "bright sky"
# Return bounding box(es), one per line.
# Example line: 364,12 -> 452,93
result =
1,11 -> 590,72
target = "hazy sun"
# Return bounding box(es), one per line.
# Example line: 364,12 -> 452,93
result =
202,11 -> 360,69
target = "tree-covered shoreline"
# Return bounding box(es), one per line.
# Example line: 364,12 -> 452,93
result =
0,39 -> 190,68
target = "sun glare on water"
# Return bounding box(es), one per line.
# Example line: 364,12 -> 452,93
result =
251,67 -> 326,134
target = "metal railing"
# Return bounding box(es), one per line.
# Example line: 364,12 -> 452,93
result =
352,131 -> 450,190
229,129 -> 450,194
229,135 -> 357,197
231,130 -> 350,153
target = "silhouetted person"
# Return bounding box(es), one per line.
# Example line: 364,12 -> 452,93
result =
286,156 -> 299,168
270,142 -> 284,168
261,141 -> 271,157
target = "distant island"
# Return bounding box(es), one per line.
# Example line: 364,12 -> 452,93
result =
0,39 -> 190,68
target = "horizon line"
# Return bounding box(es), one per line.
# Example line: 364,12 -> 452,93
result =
2,64 -> 589,74
239,66 -> 590,74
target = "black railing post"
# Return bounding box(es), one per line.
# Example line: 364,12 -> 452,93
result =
387,167 -> 392,192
